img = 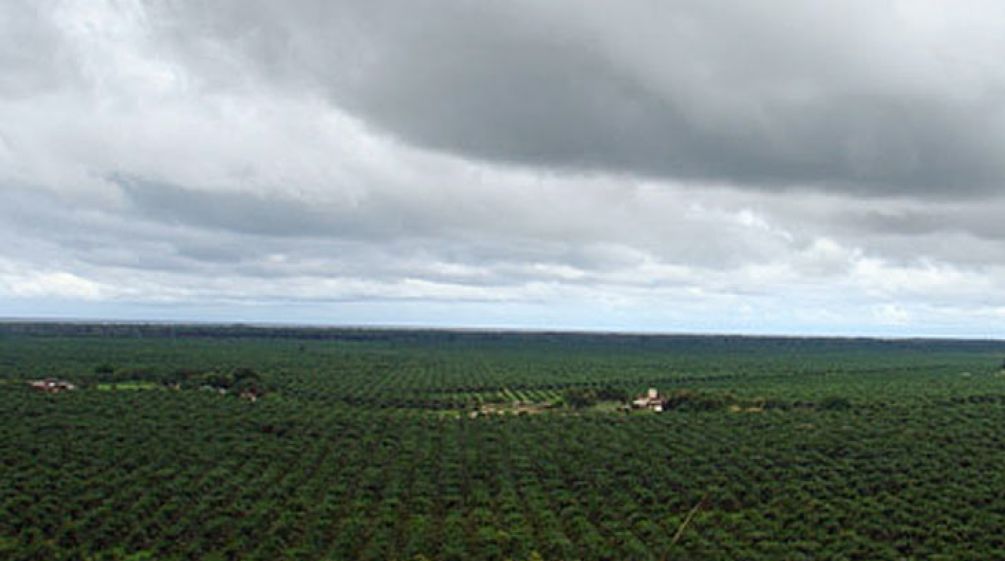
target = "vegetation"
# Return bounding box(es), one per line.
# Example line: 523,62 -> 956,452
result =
561,386 -> 627,409
2,324 -> 1005,560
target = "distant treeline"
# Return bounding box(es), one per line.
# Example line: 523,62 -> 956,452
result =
3,321 -> 1005,353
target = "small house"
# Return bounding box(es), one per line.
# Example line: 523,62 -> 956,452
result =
28,378 -> 77,394
632,387 -> 665,412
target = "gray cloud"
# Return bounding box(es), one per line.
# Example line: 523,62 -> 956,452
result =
153,0 -> 1005,196
847,204 -> 1005,243
120,179 -> 374,239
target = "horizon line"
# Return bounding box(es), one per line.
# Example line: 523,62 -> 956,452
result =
2,315 -> 1003,343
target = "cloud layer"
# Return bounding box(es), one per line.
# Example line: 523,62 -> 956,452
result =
3,0 -> 1005,336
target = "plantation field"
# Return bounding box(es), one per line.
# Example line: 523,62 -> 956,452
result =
3,323 -> 1005,560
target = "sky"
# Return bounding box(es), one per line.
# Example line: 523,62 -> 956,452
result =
4,1 -> 1005,337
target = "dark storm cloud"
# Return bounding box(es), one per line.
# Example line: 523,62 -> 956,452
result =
158,0 -> 1005,195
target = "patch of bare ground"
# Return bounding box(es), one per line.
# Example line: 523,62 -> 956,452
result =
471,401 -> 552,418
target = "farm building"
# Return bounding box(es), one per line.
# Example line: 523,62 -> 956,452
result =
28,378 -> 77,393
632,387 -> 665,412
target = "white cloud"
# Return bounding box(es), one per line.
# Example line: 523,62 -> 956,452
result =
0,269 -> 105,300
873,303 -> 911,326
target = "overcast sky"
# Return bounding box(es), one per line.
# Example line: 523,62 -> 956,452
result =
4,1 -> 1005,336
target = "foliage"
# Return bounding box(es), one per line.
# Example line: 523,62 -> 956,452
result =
2,325 -> 1005,560
819,395 -> 852,411
562,388 -> 597,408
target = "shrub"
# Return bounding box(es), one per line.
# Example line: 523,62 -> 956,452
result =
819,396 -> 852,411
